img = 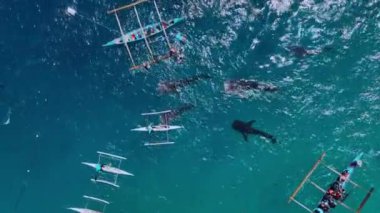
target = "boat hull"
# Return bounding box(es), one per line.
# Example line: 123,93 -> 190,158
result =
131,125 -> 183,132
81,162 -> 134,176
67,207 -> 101,213
103,17 -> 184,47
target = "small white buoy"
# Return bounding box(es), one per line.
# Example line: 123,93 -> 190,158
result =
66,6 -> 77,16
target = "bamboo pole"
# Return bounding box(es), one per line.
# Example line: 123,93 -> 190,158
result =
291,198 -> 313,213
108,0 -> 149,14
114,12 -> 136,66
152,0 -> 171,49
133,6 -> 154,58
356,187 -> 375,213
288,152 -> 326,203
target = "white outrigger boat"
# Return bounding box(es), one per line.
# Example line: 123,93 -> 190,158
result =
103,17 -> 184,47
81,162 -> 134,176
288,152 -> 375,213
68,195 -> 109,213
82,151 -> 134,188
106,0 -> 186,72
131,124 -> 183,132
132,110 -> 184,146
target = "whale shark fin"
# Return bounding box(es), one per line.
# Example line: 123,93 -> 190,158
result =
247,120 -> 256,126
242,133 -> 248,142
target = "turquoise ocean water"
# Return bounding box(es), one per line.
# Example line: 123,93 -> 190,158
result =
0,0 -> 379,212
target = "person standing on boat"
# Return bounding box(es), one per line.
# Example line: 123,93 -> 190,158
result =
94,164 -> 106,181
169,47 -> 185,63
147,124 -> 154,134
131,33 -> 136,41
328,181 -> 345,200
315,200 -> 330,213
314,194 -> 335,213
323,194 -> 337,208
314,190 -> 338,213
176,49 -> 185,63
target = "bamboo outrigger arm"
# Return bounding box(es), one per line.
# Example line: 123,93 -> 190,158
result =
114,12 -> 136,66
288,152 -> 326,203
108,0 -> 149,14
133,6 -> 155,58
356,187 -> 375,213
153,0 -> 171,49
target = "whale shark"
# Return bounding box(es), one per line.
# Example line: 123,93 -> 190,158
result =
232,120 -> 276,143
157,74 -> 211,94
161,104 -> 195,123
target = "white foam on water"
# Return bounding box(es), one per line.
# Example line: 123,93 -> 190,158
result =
269,0 -> 293,14
66,6 -> 77,16
3,117 -> 10,125
0,106 -> 10,125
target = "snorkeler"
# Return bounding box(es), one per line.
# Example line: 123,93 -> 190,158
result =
314,192 -> 338,213
323,193 -> 337,208
224,79 -> 278,98
316,201 -> 330,213
157,74 -> 211,94
176,50 -> 185,63
168,47 -> 185,63
175,32 -> 187,44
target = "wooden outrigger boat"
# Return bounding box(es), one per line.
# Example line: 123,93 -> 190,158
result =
106,0 -> 184,72
131,110 -> 184,146
82,151 -> 134,188
103,17 -> 184,47
68,195 -> 109,213
288,152 -> 375,213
